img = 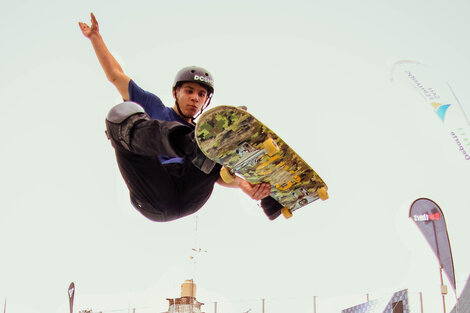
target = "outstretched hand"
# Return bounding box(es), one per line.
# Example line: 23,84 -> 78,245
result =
79,12 -> 99,39
239,181 -> 271,200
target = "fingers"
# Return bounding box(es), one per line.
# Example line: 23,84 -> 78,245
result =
78,22 -> 90,34
260,183 -> 271,198
90,12 -> 99,32
78,13 -> 98,37
91,12 -> 97,25
250,183 -> 271,200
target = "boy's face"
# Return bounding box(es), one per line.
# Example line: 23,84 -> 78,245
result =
174,82 -> 209,118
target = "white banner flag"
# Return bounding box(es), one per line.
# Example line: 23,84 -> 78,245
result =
391,60 -> 470,161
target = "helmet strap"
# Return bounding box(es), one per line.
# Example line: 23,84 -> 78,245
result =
192,93 -> 213,122
175,99 -> 194,120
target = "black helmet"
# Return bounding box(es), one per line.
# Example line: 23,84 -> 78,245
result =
173,66 -> 214,96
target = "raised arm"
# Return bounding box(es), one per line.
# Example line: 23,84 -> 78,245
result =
79,13 -> 131,100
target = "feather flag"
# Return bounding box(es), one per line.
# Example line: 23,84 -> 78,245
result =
68,282 -> 75,313
391,60 -> 470,161
409,198 -> 456,292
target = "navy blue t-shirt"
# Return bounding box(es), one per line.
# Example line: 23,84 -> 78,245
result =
128,79 -> 193,164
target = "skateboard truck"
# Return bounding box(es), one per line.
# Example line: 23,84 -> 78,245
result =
220,138 -> 280,183
281,186 -> 329,219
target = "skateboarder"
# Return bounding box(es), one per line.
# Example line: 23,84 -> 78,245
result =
79,13 -> 283,221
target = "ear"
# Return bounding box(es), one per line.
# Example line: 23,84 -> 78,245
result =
172,88 -> 177,99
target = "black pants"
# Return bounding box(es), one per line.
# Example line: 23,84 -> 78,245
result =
106,113 -> 221,222
106,111 -> 283,221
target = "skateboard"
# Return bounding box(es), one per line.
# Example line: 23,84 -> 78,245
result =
195,105 -> 328,218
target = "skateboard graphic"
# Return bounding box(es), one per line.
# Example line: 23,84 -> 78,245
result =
195,105 -> 328,218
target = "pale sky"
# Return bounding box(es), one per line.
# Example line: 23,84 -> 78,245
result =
1,1 -> 469,313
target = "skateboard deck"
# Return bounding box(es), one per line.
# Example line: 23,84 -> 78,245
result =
195,105 -> 328,218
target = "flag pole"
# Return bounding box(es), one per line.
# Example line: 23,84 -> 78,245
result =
440,266 -> 447,313
432,220 -> 447,313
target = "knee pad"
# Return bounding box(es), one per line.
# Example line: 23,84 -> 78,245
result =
107,101 -> 145,123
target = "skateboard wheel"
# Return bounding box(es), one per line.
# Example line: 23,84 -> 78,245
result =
220,167 -> 236,184
281,207 -> 293,219
263,137 -> 280,156
318,187 -> 329,200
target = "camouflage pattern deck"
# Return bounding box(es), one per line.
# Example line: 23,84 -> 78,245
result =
195,105 -> 328,215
